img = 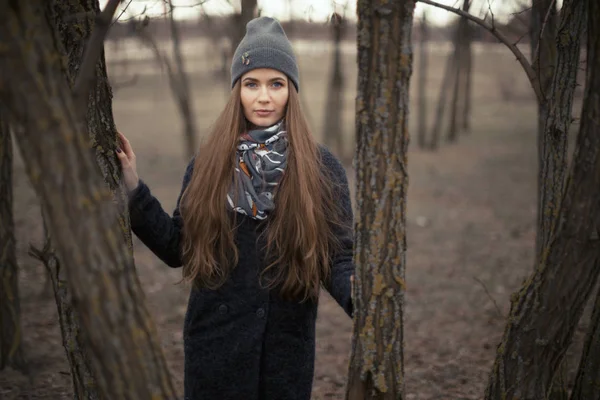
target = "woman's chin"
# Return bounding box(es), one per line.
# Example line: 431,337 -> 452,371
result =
248,116 -> 279,128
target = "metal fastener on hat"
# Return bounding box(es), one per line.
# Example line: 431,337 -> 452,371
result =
242,51 -> 250,65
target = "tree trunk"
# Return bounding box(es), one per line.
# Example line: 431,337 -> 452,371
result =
568,8 -> 600,399
0,2 -> 177,399
484,1 -> 599,399
429,45 -> 455,150
346,1 -> 415,399
417,12 -> 428,149
52,0 -> 134,238
323,13 -> 345,161
0,111 -> 26,373
29,228 -> 99,400
166,0 -> 198,160
531,0 -> 559,259
33,1 -> 138,397
447,0 -> 469,143
531,2 -> 577,396
228,0 -> 258,78
535,0 -> 583,262
236,0 -> 258,49
460,15 -> 473,133
570,287 -> 600,400
540,3 -> 586,397
446,38 -> 461,143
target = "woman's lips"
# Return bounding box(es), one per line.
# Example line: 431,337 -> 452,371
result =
255,110 -> 274,117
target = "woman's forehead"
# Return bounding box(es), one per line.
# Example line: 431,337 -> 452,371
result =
242,68 -> 286,80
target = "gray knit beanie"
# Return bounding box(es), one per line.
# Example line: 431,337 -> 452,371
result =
231,17 -> 300,92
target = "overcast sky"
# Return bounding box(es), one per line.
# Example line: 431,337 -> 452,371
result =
103,0 -> 542,26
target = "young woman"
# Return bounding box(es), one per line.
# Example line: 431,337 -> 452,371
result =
117,16 -> 354,400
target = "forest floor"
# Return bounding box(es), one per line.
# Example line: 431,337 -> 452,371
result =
1,41 -> 592,399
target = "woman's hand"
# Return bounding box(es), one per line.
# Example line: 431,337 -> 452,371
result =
116,131 -> 140,192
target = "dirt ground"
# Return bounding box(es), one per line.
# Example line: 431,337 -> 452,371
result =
1,39 -> 591,399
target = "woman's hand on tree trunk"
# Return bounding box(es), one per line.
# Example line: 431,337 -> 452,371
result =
116,131 -> 140,193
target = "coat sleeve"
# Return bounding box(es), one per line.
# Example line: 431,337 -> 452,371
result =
127,158 -> 195,268
319,146 -> 355,318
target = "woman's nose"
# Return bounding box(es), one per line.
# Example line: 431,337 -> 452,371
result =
257,87 -> 270,102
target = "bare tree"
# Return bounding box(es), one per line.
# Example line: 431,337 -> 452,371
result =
447,0 -> 470,143
461,10 -> 473,133
429,51 -> 455,150
235,0 -> 259,48
428,0 -> 473,147
346,1 -> 415,398
0,110 -> 26,373
483,3 -> 593,397
165,0 -> 198,160
419,0 -> 589,398
0,1 -> 178,398
23,1 -> 141,396
417,12 -> 429,149
322,10 -> 346,162
130,2 -> 199,161
221,0 -> 258,81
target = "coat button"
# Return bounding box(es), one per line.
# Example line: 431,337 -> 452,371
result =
218,304 -> 228,314
256,308 -> 265,318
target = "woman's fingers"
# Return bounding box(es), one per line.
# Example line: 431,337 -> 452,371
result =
117,131 -> 134,159
115,147 -> 130,168
115,131 -> 140,191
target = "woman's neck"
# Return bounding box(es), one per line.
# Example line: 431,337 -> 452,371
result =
246,118 -> 283,132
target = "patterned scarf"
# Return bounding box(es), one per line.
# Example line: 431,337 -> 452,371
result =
227,119 -> 288,220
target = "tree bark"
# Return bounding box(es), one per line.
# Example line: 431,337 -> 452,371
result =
0,2 -> 177,399
570,288 -> 600,400
0,110 -> 26,372
484,1 -> 600,399
568,6 -> 600,398
346,1 -> 415,399
323,13 -> 346,161
30,1 -> 137,397
417,12 -> 428,149
531,0 -> 559,259
539,3 -> 586,397
535,0 -> 584,262
29,231 -> 99,400
52,0 -> 133,243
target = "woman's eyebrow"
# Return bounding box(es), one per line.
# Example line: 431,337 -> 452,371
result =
242,77 -> 286,82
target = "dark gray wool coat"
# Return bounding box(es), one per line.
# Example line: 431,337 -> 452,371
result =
128,146 -> 354,400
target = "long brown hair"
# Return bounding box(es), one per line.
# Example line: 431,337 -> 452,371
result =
180,80 -> 344,301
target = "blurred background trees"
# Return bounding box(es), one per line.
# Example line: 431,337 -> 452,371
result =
1,0 -> 598,399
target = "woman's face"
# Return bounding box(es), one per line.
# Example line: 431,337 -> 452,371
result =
240,68 -> 289,128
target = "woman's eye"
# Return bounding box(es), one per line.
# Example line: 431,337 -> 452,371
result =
245,82 -> 257,88
272,82 -> 283,88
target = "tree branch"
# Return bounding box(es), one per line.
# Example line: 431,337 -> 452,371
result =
417,0 -> 542,102
112,0 -> 134,26
486,0 -> 495,29
72,0 -> 121,108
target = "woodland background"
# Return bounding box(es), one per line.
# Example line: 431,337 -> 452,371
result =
0,0 -> 594,399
